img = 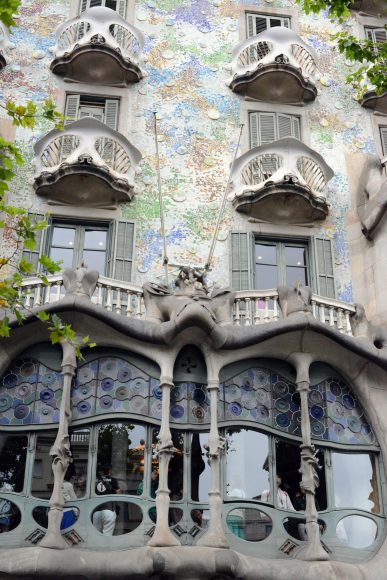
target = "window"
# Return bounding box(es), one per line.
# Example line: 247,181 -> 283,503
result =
380,127 -> 387,156
250,111 -> 301,148
64,94 -> 119,131
246,13 -> 290,37
80,0 -> 126,17
230,232 -> 335,298
365,26 -> 387,53
255,240 -> 309,289
22,215 -> 135,282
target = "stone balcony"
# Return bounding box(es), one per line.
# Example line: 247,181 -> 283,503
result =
360,88 -> 387,115
227,27 -> 318,104
50,6 -> 144,86
0,22 -> 13,71
32,118 -> 142,209
19,274 -> 355,335
229,137 -> 333,224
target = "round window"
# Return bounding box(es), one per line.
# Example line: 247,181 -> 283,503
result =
226,508 -> 272,542
92,502 -> 142,536
336,515 -> 377,549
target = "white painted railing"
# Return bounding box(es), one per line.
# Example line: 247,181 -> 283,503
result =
19,275 -> 356,335
52,6 -> 144,65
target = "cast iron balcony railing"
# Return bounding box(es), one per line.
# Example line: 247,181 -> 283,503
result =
229,137 -> 333,224
227,27 -> 318,104
50,6 -> 145,86
33,117 -> 142,208
0,22 -> 13,71
19,275 -> 355,335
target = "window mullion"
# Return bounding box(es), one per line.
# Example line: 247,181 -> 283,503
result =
278,242 -> 285,285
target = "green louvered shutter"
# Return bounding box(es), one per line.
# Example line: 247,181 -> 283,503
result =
64,94 -> 80,125
278,113 -> 301,140
249,112 -> 276,147
312,237 -> 335,298
112,220 -> 135,282
104,99 -> 119,130
21,213 -> 48,275
117,0 -> 126,17
230,232 -> 253,291
380,127 -> 387,156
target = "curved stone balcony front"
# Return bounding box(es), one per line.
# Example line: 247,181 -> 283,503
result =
229,138 -> 333,224
227,27 -> 318,104
33,118 -> 142,208
50,6 -> 145,86
361,88 -> 387,115
19,274 -> 355,335
0,22 -> 13,71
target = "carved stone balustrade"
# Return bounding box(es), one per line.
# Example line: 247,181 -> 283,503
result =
0,22 -> 14,71
32,118 -> 142,208
18,275 -> 355,334
50,6 -> 145,85
227,27 -> 318,104
229,137 -> 333,224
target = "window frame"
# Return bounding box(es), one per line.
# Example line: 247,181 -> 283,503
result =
64,93 -> 120,131
249,110 -> 302,148
245,12 -> 291,38
254,238 -> 310,290
238,6 -> 299,40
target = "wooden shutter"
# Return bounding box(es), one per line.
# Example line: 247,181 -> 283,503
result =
374,28 -> 387,43
292,116 -> 301,140
259,113 -> 277,145
104,99 -> 119,130
80,0 -> 88,12
21,213 -> 48,275
112,220 -> 135,282
380,127 -> 387,156
277,113 -> 300,140
64,94 -> 80,125
117,0 -> 126,17
230,232 -> 253,291
312,237 -> 335,298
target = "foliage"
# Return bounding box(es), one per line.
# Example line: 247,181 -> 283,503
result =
295,0 -> 387,97
0,0 -> 20,28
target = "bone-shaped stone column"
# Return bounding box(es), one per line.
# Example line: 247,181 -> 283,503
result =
197,380 -> 229,548
40,341 -> 76,549
148,378 -> 180,547
290,353 -> 329,561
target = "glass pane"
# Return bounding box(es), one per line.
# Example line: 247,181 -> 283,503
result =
273,440 -> 298,510
69,429 -> 90,499
256,264 -> 278,289
284,517 -> 326,541
31,431 -> 57,499
84,230 -> 107,250
92,502 -> 142,536
32,505 -> 80,530
0,434 -> 28,493
152,429 -> 184,500
337,515 -> 377,548
49,248 -> 74,270
269,18 -> 282,27
51,227 -> 76,247
226,429 -> 269,501
191,433 -> 210,501
0,499 -> 21,532
191,508 -> 210,529
255,243 -> 277,265
227,508 -> 272,541
96,423 -> 145,497
286,266 -> 307,287
285,246 -> 307,267
83,250 -> 106,274
332,453 -> 379,512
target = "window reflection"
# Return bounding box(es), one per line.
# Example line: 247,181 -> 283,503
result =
0,498 -> 21,533
0,434 -> 28,493
92,502 -> 142,536
337,515 -> 377,549
31,431 -> 57,499
227,508 -> 272,542
69,429 -> 89,498
96,423 -> 145,496
332,452 -> 379,513
152,429 -> 184,500
226,429 -> 269,501
191,433 -> 209,501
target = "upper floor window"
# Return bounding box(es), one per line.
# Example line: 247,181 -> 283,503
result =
249,111 -> 301,148
255,240 -> 309,289
246,12 -> 290,37
364,26 -> 387,52
380,126 -> 387,156
64,94 -> 119,131
80,0 -> 126,17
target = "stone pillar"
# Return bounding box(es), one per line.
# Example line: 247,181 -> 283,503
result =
40,341 -> 77,549
291,353 -> 329,561
197,380 -> 229,548
148,378 -> 180,547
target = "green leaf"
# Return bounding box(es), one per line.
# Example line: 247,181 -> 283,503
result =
0,318 -> 10,337
37,311 -> 51,322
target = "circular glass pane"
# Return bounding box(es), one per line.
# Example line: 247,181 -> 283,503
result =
337,515 -> 377,548
0,498 -> 21,532
191,508 -> 210,529
226,508 -> 272,542
283,517 -> 326,541
92,502 -> 142,536
33,506 -> 79,530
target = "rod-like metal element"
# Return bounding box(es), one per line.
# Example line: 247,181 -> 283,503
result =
153,111 -> 169,285
205,123 -> 244,271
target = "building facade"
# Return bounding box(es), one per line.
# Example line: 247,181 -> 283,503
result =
0,0 -> 387,578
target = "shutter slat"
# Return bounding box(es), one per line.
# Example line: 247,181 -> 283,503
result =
113,220 -> 135,282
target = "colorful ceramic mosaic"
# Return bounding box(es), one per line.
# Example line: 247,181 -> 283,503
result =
221,368 -> 375,445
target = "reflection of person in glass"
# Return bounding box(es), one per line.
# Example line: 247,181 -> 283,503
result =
93,464 -> 121,535
0,481 -> 14,533
61,468 -> 78,530
261,475 -> 295,511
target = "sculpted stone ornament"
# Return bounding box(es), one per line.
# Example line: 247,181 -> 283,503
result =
351,303 -> 387,350
356,155 -> 387,240
63,263 -> 99,299
143,267 -> 235,327
278,282 -> 312,318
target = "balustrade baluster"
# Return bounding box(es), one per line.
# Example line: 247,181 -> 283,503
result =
106,287 -> 113,311
329,306 -> 335,327
125,291 -> 132,317
34,284 -> 42,307
254,297 -> 260,325
311,299 -> 316,320
344,310 -> 352,335
245,298 -> 251,326
136,292 -> 142,319
115,288 -> 121,314
273,296 -> 279,320
319,303 -> 325,324
337,308 -> 344,333
264,296 -> 270,322
234,299 -> 241,325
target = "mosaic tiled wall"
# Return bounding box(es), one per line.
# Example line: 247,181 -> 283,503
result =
0,0 -> 379,301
